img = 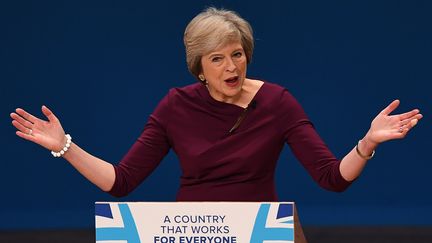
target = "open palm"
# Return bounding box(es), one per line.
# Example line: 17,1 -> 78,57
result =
10,106 -> 66,151
366,100 -> 422,145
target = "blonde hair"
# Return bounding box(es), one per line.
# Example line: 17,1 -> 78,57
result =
183,7 -> 254,81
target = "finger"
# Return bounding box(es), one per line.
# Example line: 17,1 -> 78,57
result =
16,130 -> 37,143
408,114 -> 422,129
41,105 -> 58,123
10,112 -> 34,129
15,108 -> 39,124
12,120 -> 33,135
398,109 -> 420,121
415,113 -> 423,121
397,116 -> 421,135
386,130 -> 406,140
396,124 -> 412,137
399,113 -> 423,127
380,99 -> 400,115
395,124 -> 412,137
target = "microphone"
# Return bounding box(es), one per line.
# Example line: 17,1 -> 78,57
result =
228,99 -> 257,134
249,100 -> 257,110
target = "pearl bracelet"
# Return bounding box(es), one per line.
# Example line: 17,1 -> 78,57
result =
51,134 -> 72,157
355,140 -> 375,160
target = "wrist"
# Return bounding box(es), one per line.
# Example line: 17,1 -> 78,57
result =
51,134 -> 72,158
354,131 -> 378,159
54,135 -> 67,151
355,132 -> 379,160
356,139 -> 375,160
362,132 -> 379,150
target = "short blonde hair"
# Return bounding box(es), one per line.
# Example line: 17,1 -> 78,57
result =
184,7 -> 254,80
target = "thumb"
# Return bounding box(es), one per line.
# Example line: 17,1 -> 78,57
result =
41,105 -> 59,122
380,99 -> 400,116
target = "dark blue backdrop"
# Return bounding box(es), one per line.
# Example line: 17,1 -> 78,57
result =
1,0 -> 431,229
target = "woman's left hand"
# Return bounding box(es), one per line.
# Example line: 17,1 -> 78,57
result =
365,99 -> 423,146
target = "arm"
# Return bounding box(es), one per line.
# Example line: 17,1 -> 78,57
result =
281,89 -> 422,191
339,99 -> 422,181
10,106 -> 115,191
280,89 -> 351,192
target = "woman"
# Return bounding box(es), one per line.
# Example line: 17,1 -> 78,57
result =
10,8 -> 421,204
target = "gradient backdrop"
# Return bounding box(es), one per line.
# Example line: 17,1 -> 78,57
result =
1,0 -> 431,229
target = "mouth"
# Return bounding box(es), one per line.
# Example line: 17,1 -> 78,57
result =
224,76 -> 240,87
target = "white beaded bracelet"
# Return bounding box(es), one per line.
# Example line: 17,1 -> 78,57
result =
51,134 -> 72,158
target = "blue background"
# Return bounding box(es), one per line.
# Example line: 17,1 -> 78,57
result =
1,0 -> 431,228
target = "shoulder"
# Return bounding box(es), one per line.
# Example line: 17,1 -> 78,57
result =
151,83 -> 203,124
254,80 -> 298,106
259,80 -> 308,118
166,82 -> 203,101
153,83 -> 201,109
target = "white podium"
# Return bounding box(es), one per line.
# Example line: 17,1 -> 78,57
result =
95,202 -> 302,243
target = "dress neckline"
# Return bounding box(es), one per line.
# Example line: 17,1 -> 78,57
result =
197,81 -> 266,112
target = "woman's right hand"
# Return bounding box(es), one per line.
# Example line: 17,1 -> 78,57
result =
10,105 -> 67,152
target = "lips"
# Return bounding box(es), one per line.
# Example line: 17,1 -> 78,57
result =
225,76 -> 239,83
224,76 -> 240,87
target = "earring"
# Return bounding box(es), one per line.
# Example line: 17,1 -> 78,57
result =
198,74 -> 205,81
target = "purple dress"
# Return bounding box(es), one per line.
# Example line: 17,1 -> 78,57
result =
108,81 -> 351,201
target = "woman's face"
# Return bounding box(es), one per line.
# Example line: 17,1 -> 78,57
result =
200,42 -> 247,102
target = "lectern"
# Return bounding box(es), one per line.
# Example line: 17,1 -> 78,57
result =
95,202 -> 306,243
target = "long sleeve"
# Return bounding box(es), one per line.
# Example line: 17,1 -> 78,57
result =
279,89 -> 351,192
108,93 -> 172,197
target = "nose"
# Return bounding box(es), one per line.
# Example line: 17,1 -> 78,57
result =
225,57 -> 237,72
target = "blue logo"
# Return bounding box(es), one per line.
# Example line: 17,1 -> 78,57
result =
250,203 -> 294,242
95,203 -> 140,243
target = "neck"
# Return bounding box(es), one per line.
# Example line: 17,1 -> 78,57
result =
206,85 -> 243,104
206,79 -> 255,108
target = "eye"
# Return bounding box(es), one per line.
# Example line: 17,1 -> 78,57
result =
211,56 -> 223,62
233,51 -> 243,58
